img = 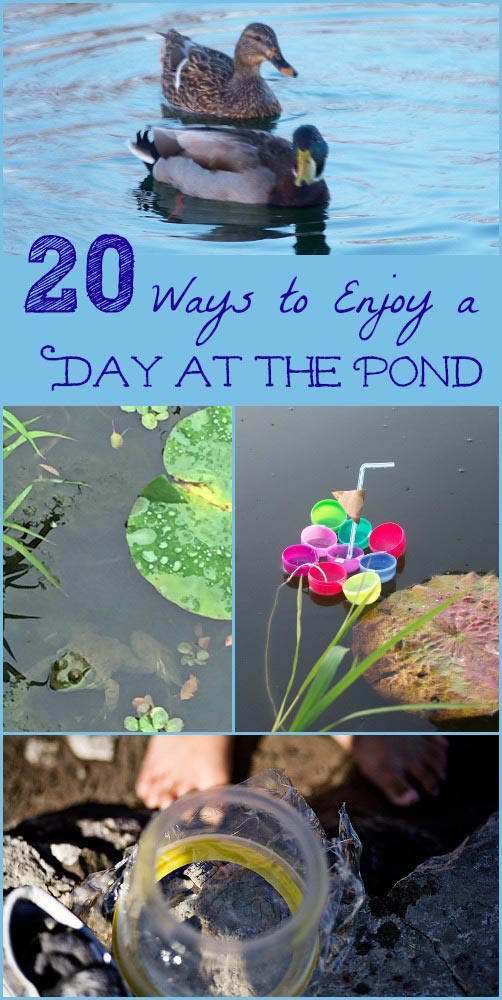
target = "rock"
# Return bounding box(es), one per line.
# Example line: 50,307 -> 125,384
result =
3,835 -> 74,902
309,812 -> 498,997
66,736 -> 116,763
50,843 -> 82,869
24,737 -> 60,768
3,802 -> 498,997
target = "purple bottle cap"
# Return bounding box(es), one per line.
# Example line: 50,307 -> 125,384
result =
326,543 -> 364,575
300,524 -> 337,557
282,544 -> 317,576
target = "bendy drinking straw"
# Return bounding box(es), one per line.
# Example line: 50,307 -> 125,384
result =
347,463 -> 395,559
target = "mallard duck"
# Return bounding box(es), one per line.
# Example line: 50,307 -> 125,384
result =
129,125 -> 329,208
160,23 -> 297,120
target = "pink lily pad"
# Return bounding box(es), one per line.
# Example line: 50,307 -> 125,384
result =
352,573 -> 499,720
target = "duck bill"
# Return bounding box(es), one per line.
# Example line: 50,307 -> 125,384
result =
294,148 -> 317,187
270,50 -> 298,77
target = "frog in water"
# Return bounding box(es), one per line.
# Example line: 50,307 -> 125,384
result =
35,628 -> 182,712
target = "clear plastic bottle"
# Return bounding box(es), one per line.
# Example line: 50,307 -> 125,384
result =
113,785 -> 329,996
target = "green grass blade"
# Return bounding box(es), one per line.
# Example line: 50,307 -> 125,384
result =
287,589 -> 467,731
320,701 -> 496,730
3,409 -> 46,456
3,521 -> 52,542
3,428 -> 72,460
3,533 -> 63,591
272,582 -> 304,731
273,597 -> 372,731
3,484 -> 33,520
3,416 -> 40,443
289,645 -> 349,732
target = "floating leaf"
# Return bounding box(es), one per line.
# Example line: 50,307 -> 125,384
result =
141,413 -> 158,430
138,715 -> 156,732
180,674 -> 199,700
177,642 -> 193,655
151,706 -> 170,731
225,634 -> 232,647
353,572 -> 499,720
126,407 -> 232,619
196,649 -> 209,662
166,718 -> 184,732
39,463 -> 60,477
124,716 -> 139,731
132,695 -> 154,711
197,636 -> 210,651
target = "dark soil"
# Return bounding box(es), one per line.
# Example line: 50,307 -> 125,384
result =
4,735 -> 498,896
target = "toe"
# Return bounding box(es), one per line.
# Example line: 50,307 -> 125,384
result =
373,768 -> 420,806
386,775 -> 420,806
409,758 -> 440,796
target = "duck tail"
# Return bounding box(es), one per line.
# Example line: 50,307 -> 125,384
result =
128,130 -> 160,172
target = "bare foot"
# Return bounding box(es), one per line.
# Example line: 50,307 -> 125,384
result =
136,735 -> 232,809
334,735 -> 449,807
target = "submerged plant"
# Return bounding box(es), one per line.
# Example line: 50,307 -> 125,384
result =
2,408 -> 81,590
267,575 -> 495,732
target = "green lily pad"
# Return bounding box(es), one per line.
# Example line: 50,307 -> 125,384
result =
126,407 -> 232,620
164,406 -> 232,510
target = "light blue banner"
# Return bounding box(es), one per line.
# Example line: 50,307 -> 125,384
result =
1,250 -> 499,405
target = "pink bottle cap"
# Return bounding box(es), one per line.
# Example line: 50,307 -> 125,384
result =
308,562 -> 347,596
300,524 -> 337,557
282,544 -> 317,576
369,522 -> 406,559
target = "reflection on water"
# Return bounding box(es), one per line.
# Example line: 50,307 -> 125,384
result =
134,177 -> 331,253
3,407 -> 232,733
235,406 -> 499,732
3,2 -> 498,254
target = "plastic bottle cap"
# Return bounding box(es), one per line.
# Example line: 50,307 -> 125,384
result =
310,499 -> 346,531
326,543 -> 364,575
308,562 -> 347,595
369,522 -> 406,559
359,551 -> 397,583
282,544 -> 317,576
300,524 -> 337,556
342,570 -> 381,605
337,517 -> 373,551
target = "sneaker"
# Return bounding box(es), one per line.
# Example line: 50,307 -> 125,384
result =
3,885 -> 130,996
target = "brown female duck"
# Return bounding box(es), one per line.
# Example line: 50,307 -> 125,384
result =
129,124 -> 329,208
160,23 -> 297,120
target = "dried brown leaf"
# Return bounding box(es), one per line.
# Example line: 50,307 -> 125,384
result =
180,674 -> 199,701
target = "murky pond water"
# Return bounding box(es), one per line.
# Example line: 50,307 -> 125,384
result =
235,407 -> 499,732
3,406 -> 231,733
3,2 -> 498,255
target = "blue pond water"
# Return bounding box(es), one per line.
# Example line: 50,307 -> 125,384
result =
4,2 -> 498,255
